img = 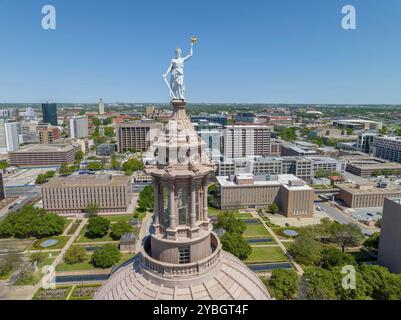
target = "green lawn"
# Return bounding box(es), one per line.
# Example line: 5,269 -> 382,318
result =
0,269 -> 13,280
69,284 -> 102,300
102,215 -> 133,223
63,219 -> 73,233
246,246 -> 289,263
33,285 -> 73,300
30,236 -> 70,251
208,208 -> 253,220
243,224 -> 270,238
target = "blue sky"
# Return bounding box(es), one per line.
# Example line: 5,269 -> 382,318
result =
0,0 -> 400,104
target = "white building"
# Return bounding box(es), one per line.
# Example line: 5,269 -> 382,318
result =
99,98 -> 105,115
0,120 -> 20,152
223,125 -> 271,158
69,116 -> 89,139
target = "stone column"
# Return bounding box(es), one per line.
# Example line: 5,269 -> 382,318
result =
190,181 -> 196,228
153,179 -> 159,226
203,179 -> 208,221
168,180 -> 176,229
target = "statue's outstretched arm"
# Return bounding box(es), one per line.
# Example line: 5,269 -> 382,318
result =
163,62 -> 173,77
183,43 -> 193,61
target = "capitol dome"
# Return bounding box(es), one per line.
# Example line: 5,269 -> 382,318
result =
95,232 -> 270,300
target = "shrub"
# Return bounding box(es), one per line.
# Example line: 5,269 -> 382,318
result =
320,247 -> 357,269
216,211 -> 246,234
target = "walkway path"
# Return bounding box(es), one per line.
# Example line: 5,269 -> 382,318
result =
135,211 -> 152,253
250,211 -> 304,276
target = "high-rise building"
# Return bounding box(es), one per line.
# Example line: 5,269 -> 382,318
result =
0,109 -> 18,119
0,120 -> 20,152
25,107 -> 36,120
42,102 -> 58,126
38,126 -> 61,144
99,98 -> 105,115
193,120 -> 222,160
378,198 -> 401,274
223,125 -> 271,158
69,116 -> 89,139
372,136 -> 401,163
95,100 -> 271,301
144,106 -> 155,118
116,121 -> 163,153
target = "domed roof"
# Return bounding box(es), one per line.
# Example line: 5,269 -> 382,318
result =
94,237 -> 271,300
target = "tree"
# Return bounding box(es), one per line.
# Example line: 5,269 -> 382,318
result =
329,223 -> 364,252
102,117 -> 113,126
268,203 -> 280,214
111,156 -> 121,170
0,160 -> 8,171
220,232 -> 251,260
332,266 -> 368,300
122,158 -> 144,173
85,216 -> 110,239
35,174 -> 48,185
87,161 -> 103,171
379,126 -> 388,135
359,264 -> 393,299
59,163 -> 74,176
63,245 -> 87,265
91,117 -> 102,126
267,269 -> 299,300
110,222 -> 133,240
104,127 -> 115,138
137,185 -> 154,212
75,150 -> 84,161
320,246 -> 356,269
303,267 -> 336,300
84,203 -> 100,218
363,232 -> 380,250
0,253 -> 22,278
216,211 -> 246,234
288,235 -> 322,265
0,206 -> 66,239
91,244 -> 121,268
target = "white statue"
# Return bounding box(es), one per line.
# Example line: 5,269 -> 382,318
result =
163,37 -> 197,100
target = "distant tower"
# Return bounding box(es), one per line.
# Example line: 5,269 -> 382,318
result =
42,102 -> 58,126
99,98 -> 105,115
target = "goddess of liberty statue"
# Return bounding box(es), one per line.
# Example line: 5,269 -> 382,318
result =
163,37 -> 197,100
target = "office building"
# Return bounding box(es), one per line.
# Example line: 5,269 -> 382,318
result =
38,126 -> 60,144
223,125 -> 271,158
217,174 -> 314,217
378,198 -> 401,274
8,143 -> 81,167
42,174 -> 132,214
42,102 -> 58,126
234,112 -> 258,124
0,120 -> 20,152
69,115 -> 89,139
336,182 -> 401,208
193,120 -> 222,160
0,109 -> 18,119
332,119 -> 383,131
280,141 -> 318,157
191,114 -> 228,126
99,98 -> 105,115
357,131 -> 378,154
116,121 -> 163,153
342,155 -> 401,177
95,100 -> 270,301
372,136 -> 401,163
144,106 -> 155,118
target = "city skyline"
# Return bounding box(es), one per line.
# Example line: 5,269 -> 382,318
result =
1,0 -> 401,104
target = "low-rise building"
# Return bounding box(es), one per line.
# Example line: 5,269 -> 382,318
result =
42,174 -> 132,215
372,136 -> 401,164
342,155 -> 401,177
8,143 -> 81,167
336,182 -> 401,208
216,174 -> 314,217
